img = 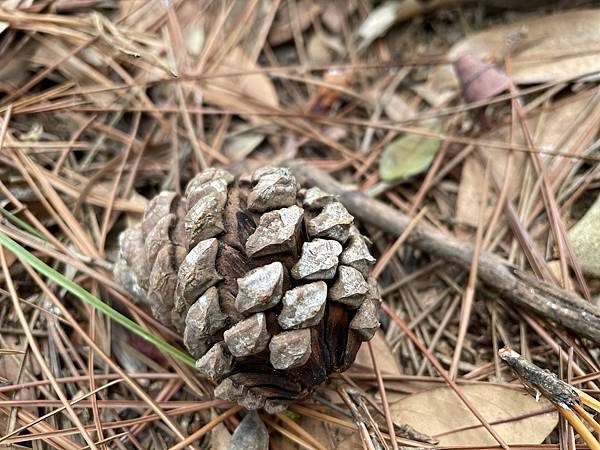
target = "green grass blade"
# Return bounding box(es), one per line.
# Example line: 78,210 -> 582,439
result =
0,230 -> 196,368
0,206 -> 47,241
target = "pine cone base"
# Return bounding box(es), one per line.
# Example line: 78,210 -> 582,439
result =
115,167 -> 381,412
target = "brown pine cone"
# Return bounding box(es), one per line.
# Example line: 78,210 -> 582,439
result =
114,166 -> 381,412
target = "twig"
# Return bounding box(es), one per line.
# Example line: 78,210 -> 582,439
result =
288,161 -> 600,343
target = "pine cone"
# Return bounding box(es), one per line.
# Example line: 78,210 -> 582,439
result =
114,167 -> 381,412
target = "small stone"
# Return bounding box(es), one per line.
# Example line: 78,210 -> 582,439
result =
291,239 -> 342,280
147,244 -> 186,325
235,262 -> 284,314
145,213 -> 178,267
328,265 -> 369,307
340,235 -> 376,277
269,329 -> 312,370
278,281 -> 327,330
195,341 -> 233,382
350,297 -> 380,341
185,287 -> 228,337
183,182 -> 227,247
142,191 -> 185,236
245,206 -> 304,257
248,167 -> 297,212
175,238 -> 222,307
223,313 -> 270,357
185,168 -> 233,207
302,187 -> 337,209
307,202 -> 353,243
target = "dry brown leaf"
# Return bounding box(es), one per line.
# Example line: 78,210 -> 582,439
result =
210,422 -> 232,450
272,415 -> 355,450
456,93 -> 599,233
268,2 -> 320,46
431,9 -> 600,92
391,384 -> 558,445
455,156 -> 494,234
200,47 -> 279,120
569,193 -> 600,278
354,330 -> 401,374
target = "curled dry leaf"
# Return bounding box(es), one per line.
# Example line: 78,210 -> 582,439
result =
568,193 -> 600,278
430,9 -> 600,92
390,384 -> 558,446
378,121 -> 442,182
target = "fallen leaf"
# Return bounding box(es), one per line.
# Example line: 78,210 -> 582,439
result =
378,121 -> 442,182
354,330 -> 401,374
569,193 -> 600,278
210,422 -> 231,450
272,415 -> 356,450
430,9 -> 600,92
454,53 -> 511,103
358,0 -> 440,49
268,2 -> 320,46
200,47 -> 279,124
307,33 -> 332,64
391,384 -> 558,445
455,156 -> 494,235
456,92 -> 600,234
229,411 -> 269,450
223,128 -> 266,162
357,1 -> 402,48
364,89 -> 415,122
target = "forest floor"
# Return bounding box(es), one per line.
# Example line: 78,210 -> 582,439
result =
1,1 -> 600,449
